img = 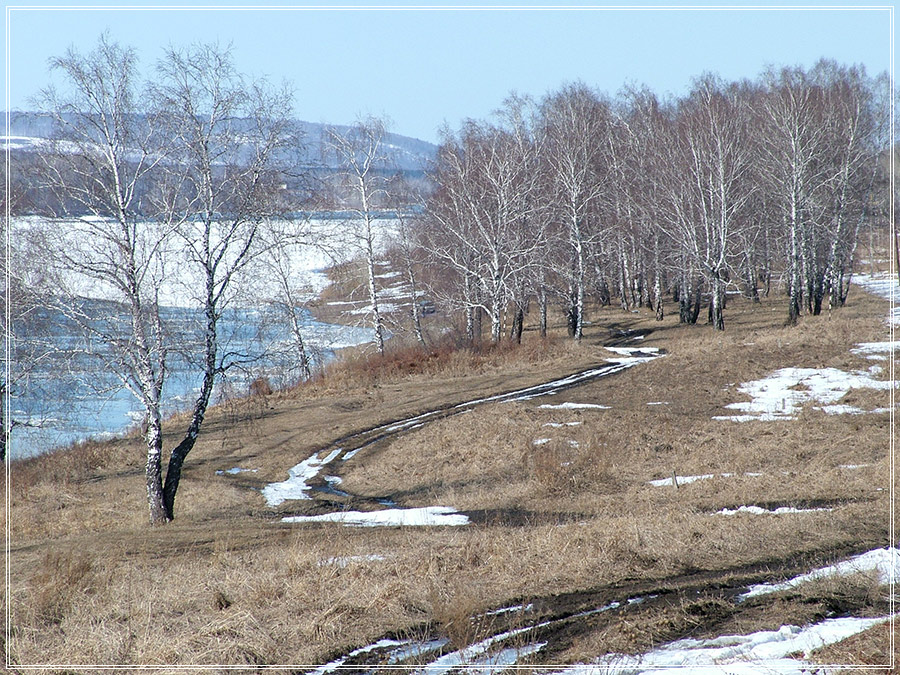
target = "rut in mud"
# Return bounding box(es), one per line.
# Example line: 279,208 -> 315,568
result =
264,330 -> 661,512
306,544 -> 895,674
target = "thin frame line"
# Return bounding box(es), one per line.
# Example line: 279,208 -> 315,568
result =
3,2 -> 895,671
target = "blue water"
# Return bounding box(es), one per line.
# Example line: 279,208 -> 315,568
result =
9,302 -> 374,459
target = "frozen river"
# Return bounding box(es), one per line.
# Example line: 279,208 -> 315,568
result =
9,302 -> 374,459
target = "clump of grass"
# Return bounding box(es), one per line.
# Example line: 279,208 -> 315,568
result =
29,550 -> 96,626
525,432 -> 612,496
428,580 -> 492,649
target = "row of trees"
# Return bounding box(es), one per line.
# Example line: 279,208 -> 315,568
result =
415,61 -> 890,341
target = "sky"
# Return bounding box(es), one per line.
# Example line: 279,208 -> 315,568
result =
3,2 -> 894,144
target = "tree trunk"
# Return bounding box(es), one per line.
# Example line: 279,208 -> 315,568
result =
510,304 -> 525,344
711,274 -> 725,331
162,295 -> 217,521
145,416 -> 167,524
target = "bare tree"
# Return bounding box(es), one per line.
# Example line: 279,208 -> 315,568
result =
34,37 -> 297,524
538,83 -> 609,340
658,76 -> 756,330
149,42 -> 298,522
423,112 -> 543,344
34,35 -> 174,520
323,116 -> 393,354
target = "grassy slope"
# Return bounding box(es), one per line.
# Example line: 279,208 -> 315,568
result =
4,282 -> 896,671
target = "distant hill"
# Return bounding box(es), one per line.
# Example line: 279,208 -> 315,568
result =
4,111 -> 437,174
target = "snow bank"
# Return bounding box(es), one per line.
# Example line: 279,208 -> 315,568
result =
741,547 -> 899,600
282,506 -> 470,527
551,616 -> 889,675
714,367 -> 892,422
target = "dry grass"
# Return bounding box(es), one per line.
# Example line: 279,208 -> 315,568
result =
6,269 -> 896,670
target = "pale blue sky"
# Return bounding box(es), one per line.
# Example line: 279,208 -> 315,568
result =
4,3 -> 894,143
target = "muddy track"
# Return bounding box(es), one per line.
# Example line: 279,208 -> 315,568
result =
265,329 -> 660,513
303,539 -> 887,674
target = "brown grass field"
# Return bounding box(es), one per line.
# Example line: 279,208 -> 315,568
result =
3,265 -> 897,673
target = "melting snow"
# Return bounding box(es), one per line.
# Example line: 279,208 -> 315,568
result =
713,367 -> 892,422
483,603 -> 535,616
605,346 -> 660,356
417,622 -> 552,675
740,547 -> 899,600
853,272 -> 898,323
851,341 -> 897,361
261,448 -> 343,506
716,505 -> 832,516
215,466 -> 258,475
543,421 -> 582,427
551,616 -> 890,675
282,506 -> 470,527
539,402 -> 610,410
307,639 -> 406,675
648,474 -> 717,487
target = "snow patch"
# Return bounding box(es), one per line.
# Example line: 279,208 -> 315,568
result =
550,616 -> 890,675
740,547 -> 899,600
648,474 -> 716,487
282,506 -> 470,527
215,466 -> 258,475
713,367 -> 892,422
716,505 -> 832,516
261,448 -> 343,506
539,402 -> 610,410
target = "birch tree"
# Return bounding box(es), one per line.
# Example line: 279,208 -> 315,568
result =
149,43 -> 298,522
323,116 -> 392,355
35,36 -> 173,521
539,83 -> 609,340
661,76 -> 756,330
